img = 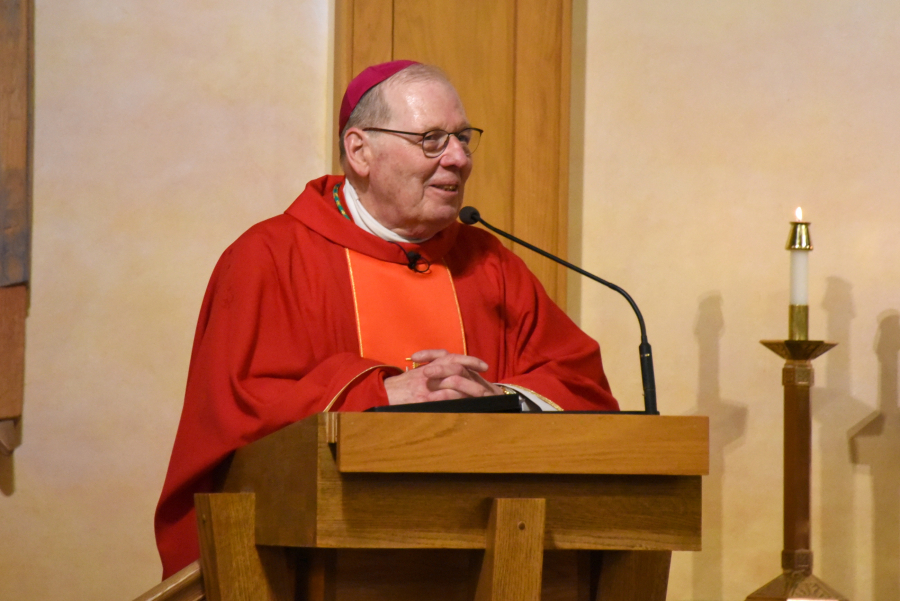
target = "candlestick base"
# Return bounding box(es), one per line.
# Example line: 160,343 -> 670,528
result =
745,571 -> 849,601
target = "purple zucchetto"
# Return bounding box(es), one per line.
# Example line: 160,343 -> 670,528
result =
339,60 -> 419,133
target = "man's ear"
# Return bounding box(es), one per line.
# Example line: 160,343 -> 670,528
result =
343,128 -> 371,177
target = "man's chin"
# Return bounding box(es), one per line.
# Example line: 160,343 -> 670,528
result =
405,209 -> 460,240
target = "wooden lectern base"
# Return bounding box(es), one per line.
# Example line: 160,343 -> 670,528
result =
196,413 -> 706,601
196,493 -> 673,601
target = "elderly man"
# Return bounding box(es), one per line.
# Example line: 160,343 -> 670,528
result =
154,60 -> 618,578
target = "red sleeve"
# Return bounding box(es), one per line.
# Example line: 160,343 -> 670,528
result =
154,227 -> 398,578
499,256 -> 619,411
452,229 -> 619,412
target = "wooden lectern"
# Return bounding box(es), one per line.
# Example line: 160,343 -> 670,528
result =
196,412 -> 708,601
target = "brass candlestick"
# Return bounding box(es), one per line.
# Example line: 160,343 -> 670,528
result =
746,216 -> 848,600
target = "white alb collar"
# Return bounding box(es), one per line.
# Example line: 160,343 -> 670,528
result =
342,180 -> 429,244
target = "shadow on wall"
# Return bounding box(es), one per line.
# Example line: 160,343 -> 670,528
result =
691,292 -> 748,601
850,309 -> 900,601
811,277 -> 873,599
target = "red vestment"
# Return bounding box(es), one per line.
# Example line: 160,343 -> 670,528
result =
155,175 -> 618,578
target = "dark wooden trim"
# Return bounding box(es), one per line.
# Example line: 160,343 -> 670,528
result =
1,0 -> 33,287
0,0 -> 33,452
0,284 -> 26,422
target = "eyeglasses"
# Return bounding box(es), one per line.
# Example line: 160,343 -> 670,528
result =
362,127 -> 483,158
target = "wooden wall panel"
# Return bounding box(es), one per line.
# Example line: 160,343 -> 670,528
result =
351,0 -> 393,76
332,0 -> 353,171
514,0 -> 570,304
393,0 -> 516,236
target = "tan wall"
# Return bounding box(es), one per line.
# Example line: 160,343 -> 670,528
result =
0,1 -> 330,599
577,2 -> 899,600
3,1 -> 898,600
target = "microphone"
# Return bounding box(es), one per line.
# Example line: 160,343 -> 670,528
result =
389,240 -> 431,273
404,251 -> 431,273
459,206 -> 658,415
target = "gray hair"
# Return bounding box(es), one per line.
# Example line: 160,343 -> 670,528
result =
339,64 -> 455,160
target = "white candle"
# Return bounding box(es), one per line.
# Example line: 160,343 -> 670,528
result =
789,207 -> 809,305
790,249 -> 808,305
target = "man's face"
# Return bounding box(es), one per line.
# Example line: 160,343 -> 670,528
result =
361,79 -> 473,240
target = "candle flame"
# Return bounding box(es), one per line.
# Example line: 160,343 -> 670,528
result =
795,207 -> 803,221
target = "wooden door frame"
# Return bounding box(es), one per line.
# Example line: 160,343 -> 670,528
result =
0,0 -> 33,454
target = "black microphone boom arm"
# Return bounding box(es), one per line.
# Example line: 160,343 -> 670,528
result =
458,206 -> 658,414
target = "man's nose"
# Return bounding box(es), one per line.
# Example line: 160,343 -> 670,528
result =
440,135 -> 471,167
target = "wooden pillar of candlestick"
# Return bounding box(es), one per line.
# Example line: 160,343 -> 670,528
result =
746,340 -> 848,601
